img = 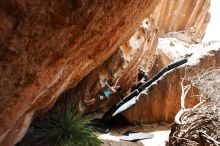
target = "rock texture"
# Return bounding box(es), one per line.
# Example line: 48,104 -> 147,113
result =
58,17 -> 159,113
0,0 -> 161,145
0,0 -> 214,145
120,39 -> 220,124
58,0 -> 213,119
117,17 -> 159,92
152,0 -> 211,43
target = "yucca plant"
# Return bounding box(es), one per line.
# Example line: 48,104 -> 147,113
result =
18,103 -> 101,146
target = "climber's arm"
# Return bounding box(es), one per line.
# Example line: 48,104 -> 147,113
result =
105,81 -> 117,93
113,78 -> 120,87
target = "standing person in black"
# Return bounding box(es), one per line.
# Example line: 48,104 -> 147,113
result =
131,66 -> 148,92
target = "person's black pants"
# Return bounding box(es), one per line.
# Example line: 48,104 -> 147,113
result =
131,82 -> 143,92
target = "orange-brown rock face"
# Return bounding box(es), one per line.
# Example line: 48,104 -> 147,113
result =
0,0 -> 161,145
63,17 -> 159,113
121,39 -> 220,124
152,0 -> 210,43
118,17 -> 159,92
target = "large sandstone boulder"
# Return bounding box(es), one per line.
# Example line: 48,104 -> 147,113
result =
49,0 -> 213,115
120,39 -> 220,124
58,17 -> 159,113
0,0 -> 213,145
0,0 -> 161,145
152,0 -> 210,43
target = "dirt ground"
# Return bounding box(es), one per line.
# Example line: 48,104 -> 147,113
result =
99,123 -> 170,146
113,123 -> 170,133
101,140 -> 144,146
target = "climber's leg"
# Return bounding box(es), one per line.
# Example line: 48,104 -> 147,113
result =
85,98 -> 96,105
131,84 -> 137,92
136,82 -> 144,89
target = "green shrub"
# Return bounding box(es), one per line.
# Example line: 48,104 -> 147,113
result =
19,103 -> 101,146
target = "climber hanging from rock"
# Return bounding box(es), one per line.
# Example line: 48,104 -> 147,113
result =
83,78 -> 122,106
131,66 -> 148,92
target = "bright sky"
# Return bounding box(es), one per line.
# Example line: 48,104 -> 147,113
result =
203,0 -> 220,42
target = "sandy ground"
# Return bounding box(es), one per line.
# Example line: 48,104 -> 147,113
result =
101,140 -> 144,146
99,123 -> 170,146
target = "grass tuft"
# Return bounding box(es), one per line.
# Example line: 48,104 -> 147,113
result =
18,103 -> 101,146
